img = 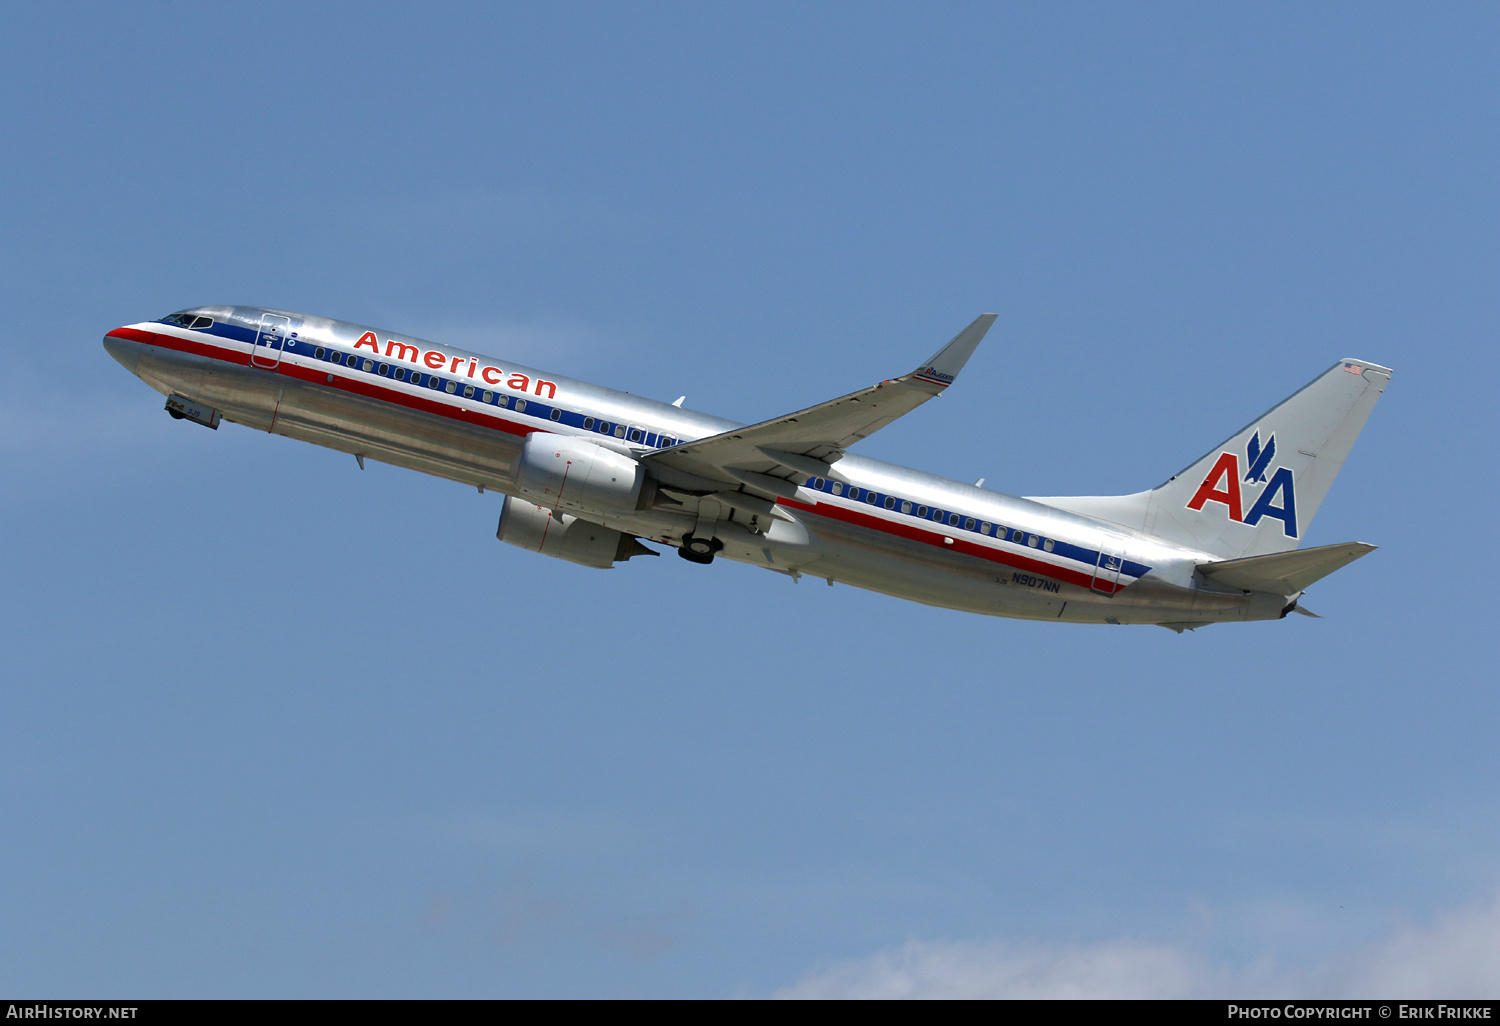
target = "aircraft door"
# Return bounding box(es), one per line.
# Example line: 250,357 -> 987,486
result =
251,313 -> 291,369
1092,546 -> 1125,595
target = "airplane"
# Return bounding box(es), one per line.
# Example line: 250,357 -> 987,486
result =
103,306 -> 1392,631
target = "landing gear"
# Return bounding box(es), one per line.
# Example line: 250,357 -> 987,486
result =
163,395 -> 221,429
678,534 -> 723,564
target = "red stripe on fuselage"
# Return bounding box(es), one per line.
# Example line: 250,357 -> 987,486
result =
779,495 -> 1120,593
112,326 -> 538,440
117,325 -> 1121,594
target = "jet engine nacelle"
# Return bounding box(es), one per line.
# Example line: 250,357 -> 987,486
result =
496,495 -> 653,569
514,431 -> 648,515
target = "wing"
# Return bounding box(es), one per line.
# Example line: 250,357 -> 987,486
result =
643,314 -> 996,496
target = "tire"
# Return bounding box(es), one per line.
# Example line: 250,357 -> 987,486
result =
678,534 -> 723,564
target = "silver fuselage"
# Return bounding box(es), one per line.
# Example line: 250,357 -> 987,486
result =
104,305 -> 1287,626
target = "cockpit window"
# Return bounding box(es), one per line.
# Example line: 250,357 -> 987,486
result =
159,312 -> 214,330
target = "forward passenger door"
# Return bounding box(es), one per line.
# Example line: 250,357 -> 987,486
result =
250,313 -> 291,369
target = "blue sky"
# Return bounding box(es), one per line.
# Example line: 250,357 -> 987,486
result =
1,2 -> 1496,997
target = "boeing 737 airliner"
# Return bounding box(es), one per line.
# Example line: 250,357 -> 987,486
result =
104,307 -> 1391,630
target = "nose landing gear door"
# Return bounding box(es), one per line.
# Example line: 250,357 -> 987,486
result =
251,313 -> 291,369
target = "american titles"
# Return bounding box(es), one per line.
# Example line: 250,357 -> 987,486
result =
352,332 -> 557,400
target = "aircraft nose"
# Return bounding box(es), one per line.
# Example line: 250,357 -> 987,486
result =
103,329 -> 142,373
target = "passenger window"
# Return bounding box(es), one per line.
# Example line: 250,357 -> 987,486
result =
813,478 -> 825,489
613,425 -> 625,437
629,428 -> 642,442
1043,538 -> 1055,552
1028,534 -> 1039,547
314,347 -> 325,360
847,487 -> 860,500
395,368 -> 406,381
660,436 -> 674,447
901,501 -> 912,514
362,359 -> 374,372
584,417 -> 594,430
496,395 -> 509,408
463,385 -> 475,398
980,523 -> 991,535
411,372 -> 423,385
831,483 -> 844,496
598,422 -> 611,434
482,390 -> 493,402
445,381 -> 457,393
550,408 -> 562,421
916,506 -> 928,517
378,364 -> 390,376
932,509 -> 944,521
515,399 -> 527,412
867,492 -> 878,504
965,518 -> 976,530
884,496 -> 895,509
948,513 -> 960,526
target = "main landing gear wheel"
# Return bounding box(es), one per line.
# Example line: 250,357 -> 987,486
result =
678,534 -> 723,565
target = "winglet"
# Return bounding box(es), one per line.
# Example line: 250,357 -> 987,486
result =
907,313 -> 997,391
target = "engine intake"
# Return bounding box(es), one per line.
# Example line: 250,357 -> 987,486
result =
514,432 -> 649,515
496,495 -> 654,569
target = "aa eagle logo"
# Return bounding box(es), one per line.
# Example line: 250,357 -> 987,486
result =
1186,429 -> 1299,538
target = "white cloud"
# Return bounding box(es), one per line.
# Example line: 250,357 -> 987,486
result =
1312,895 -> 1500,999
774,892 -> 1500,999
776,938 -> 1214,999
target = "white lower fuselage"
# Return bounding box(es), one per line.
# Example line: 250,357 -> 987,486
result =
104,306 -> 1287,627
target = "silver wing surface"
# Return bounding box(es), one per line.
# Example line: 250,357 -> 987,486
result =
643,314 -> 997,498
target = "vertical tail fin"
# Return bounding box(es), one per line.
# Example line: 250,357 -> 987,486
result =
1031,359 -> 1393,559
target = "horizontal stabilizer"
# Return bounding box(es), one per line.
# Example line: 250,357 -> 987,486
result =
1198,541 -> 1376,595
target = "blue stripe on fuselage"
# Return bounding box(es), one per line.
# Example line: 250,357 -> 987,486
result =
154,321 -> 1155,587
